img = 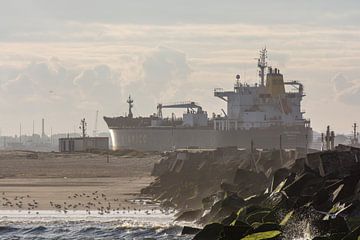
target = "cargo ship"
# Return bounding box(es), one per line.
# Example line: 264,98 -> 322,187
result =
104,49 -> 312,151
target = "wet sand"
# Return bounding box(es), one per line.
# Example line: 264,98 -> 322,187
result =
0,150 -> 160,211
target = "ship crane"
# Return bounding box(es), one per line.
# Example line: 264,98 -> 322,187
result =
157,101 -> 203,119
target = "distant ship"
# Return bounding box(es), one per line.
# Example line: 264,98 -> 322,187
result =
104,49 -> 312,151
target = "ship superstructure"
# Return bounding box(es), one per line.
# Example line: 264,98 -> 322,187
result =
104,49 -> 312,151
214,49 -> 309,131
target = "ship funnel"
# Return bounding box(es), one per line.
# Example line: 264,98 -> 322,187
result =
266,67 -> 285,96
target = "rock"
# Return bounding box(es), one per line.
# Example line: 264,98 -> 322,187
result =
239,230 -> 282,240
311,188 -> 332,212
233,169 -> 268,187
222,225 -> 252,240
318,151 -> 360,177
246,210 -> 271,225
313,217 -> 349,235
252,223 -> 281,233
220,181 -> 239,193
181,226 -> 201,235
221,212 -> 237,226
175,209 -> 203,222
341,225 -> 360,240
270,168 -> 291,192
283,172 -> 323,197
332,175 -> 360,203
193,223 -> 224,240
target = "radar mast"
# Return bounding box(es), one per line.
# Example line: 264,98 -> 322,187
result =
258,48 -> 268,86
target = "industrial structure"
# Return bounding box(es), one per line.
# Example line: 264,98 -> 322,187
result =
59,118 -> 109,152
104,48 -> 313,151
59,137 -> 109,152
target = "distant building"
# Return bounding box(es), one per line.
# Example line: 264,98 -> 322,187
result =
59,137 -> 109,152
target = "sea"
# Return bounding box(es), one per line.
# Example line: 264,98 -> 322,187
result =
0,210 -> 194,240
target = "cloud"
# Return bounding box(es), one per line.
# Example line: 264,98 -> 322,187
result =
0,46 -> 193,130
332,73 -> 360,105
141,46 -> 191,97
73,64 -> 123,111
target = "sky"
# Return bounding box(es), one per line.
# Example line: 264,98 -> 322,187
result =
0,0 -> 359,136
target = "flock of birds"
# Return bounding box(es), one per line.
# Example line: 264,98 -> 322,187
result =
0,191 -> 175,216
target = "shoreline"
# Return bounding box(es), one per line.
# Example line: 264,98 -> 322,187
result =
0,150 -> 160,212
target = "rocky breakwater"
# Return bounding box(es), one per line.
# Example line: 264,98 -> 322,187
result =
186,145 -> 360,239
142,145 -> 360,239
141,146 -> 298,220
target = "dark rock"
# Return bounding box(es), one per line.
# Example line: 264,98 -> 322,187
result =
181,226 -> 201,235
283,172 -> 323,197
293,195 -> 312,208
312,189 -> 332,212
222,225 -> 252,240
341,225 -> 360,240
332,175 -> 360,203
270,168 -> 292,192
318,151 -> 360,177
313,217 -> 349,235
246,210 -> 271,225
233,169 -> 268,191
221,194 -> 245,210
312,234 -> 346,240
252,223 -> 281,233
262,211 -> 277,223
221,212 -> 237,226
193,223 -> 224,240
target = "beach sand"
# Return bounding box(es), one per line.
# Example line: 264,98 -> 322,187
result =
0,150 -> 160,211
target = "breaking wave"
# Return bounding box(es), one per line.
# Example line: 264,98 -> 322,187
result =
0,210 -> 193,240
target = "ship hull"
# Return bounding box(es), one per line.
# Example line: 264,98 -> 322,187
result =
108,126 -> 312,151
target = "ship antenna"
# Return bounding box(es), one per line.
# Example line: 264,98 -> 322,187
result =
127,95 -> 134,118
257,47 -> 268,86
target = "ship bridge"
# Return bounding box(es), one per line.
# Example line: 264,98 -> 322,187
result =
213,49 -> 308,131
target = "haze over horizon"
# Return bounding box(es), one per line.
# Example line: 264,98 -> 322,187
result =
0,0 -> 359,136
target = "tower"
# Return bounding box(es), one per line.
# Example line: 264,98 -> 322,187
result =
79,118 -> 87,138
127,95 -> 134,118
41,118 -> 45,139
352,123 -> 359,145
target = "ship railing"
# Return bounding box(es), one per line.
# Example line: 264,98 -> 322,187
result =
214,88 -> 224,92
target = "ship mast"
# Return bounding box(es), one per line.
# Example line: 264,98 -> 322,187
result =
127,95 -> 134,118
257,48 -> 268,86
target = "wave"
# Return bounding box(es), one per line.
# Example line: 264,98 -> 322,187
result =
24,225 -> 47,234
0,211 -> 195,239
0,225 -> 19,233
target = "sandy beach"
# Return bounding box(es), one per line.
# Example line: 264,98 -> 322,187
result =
0,150 -> 160,211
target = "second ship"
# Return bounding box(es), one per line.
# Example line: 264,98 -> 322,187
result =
104,49 -> 312,151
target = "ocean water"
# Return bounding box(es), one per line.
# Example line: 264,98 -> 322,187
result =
0,210 -> 194,240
